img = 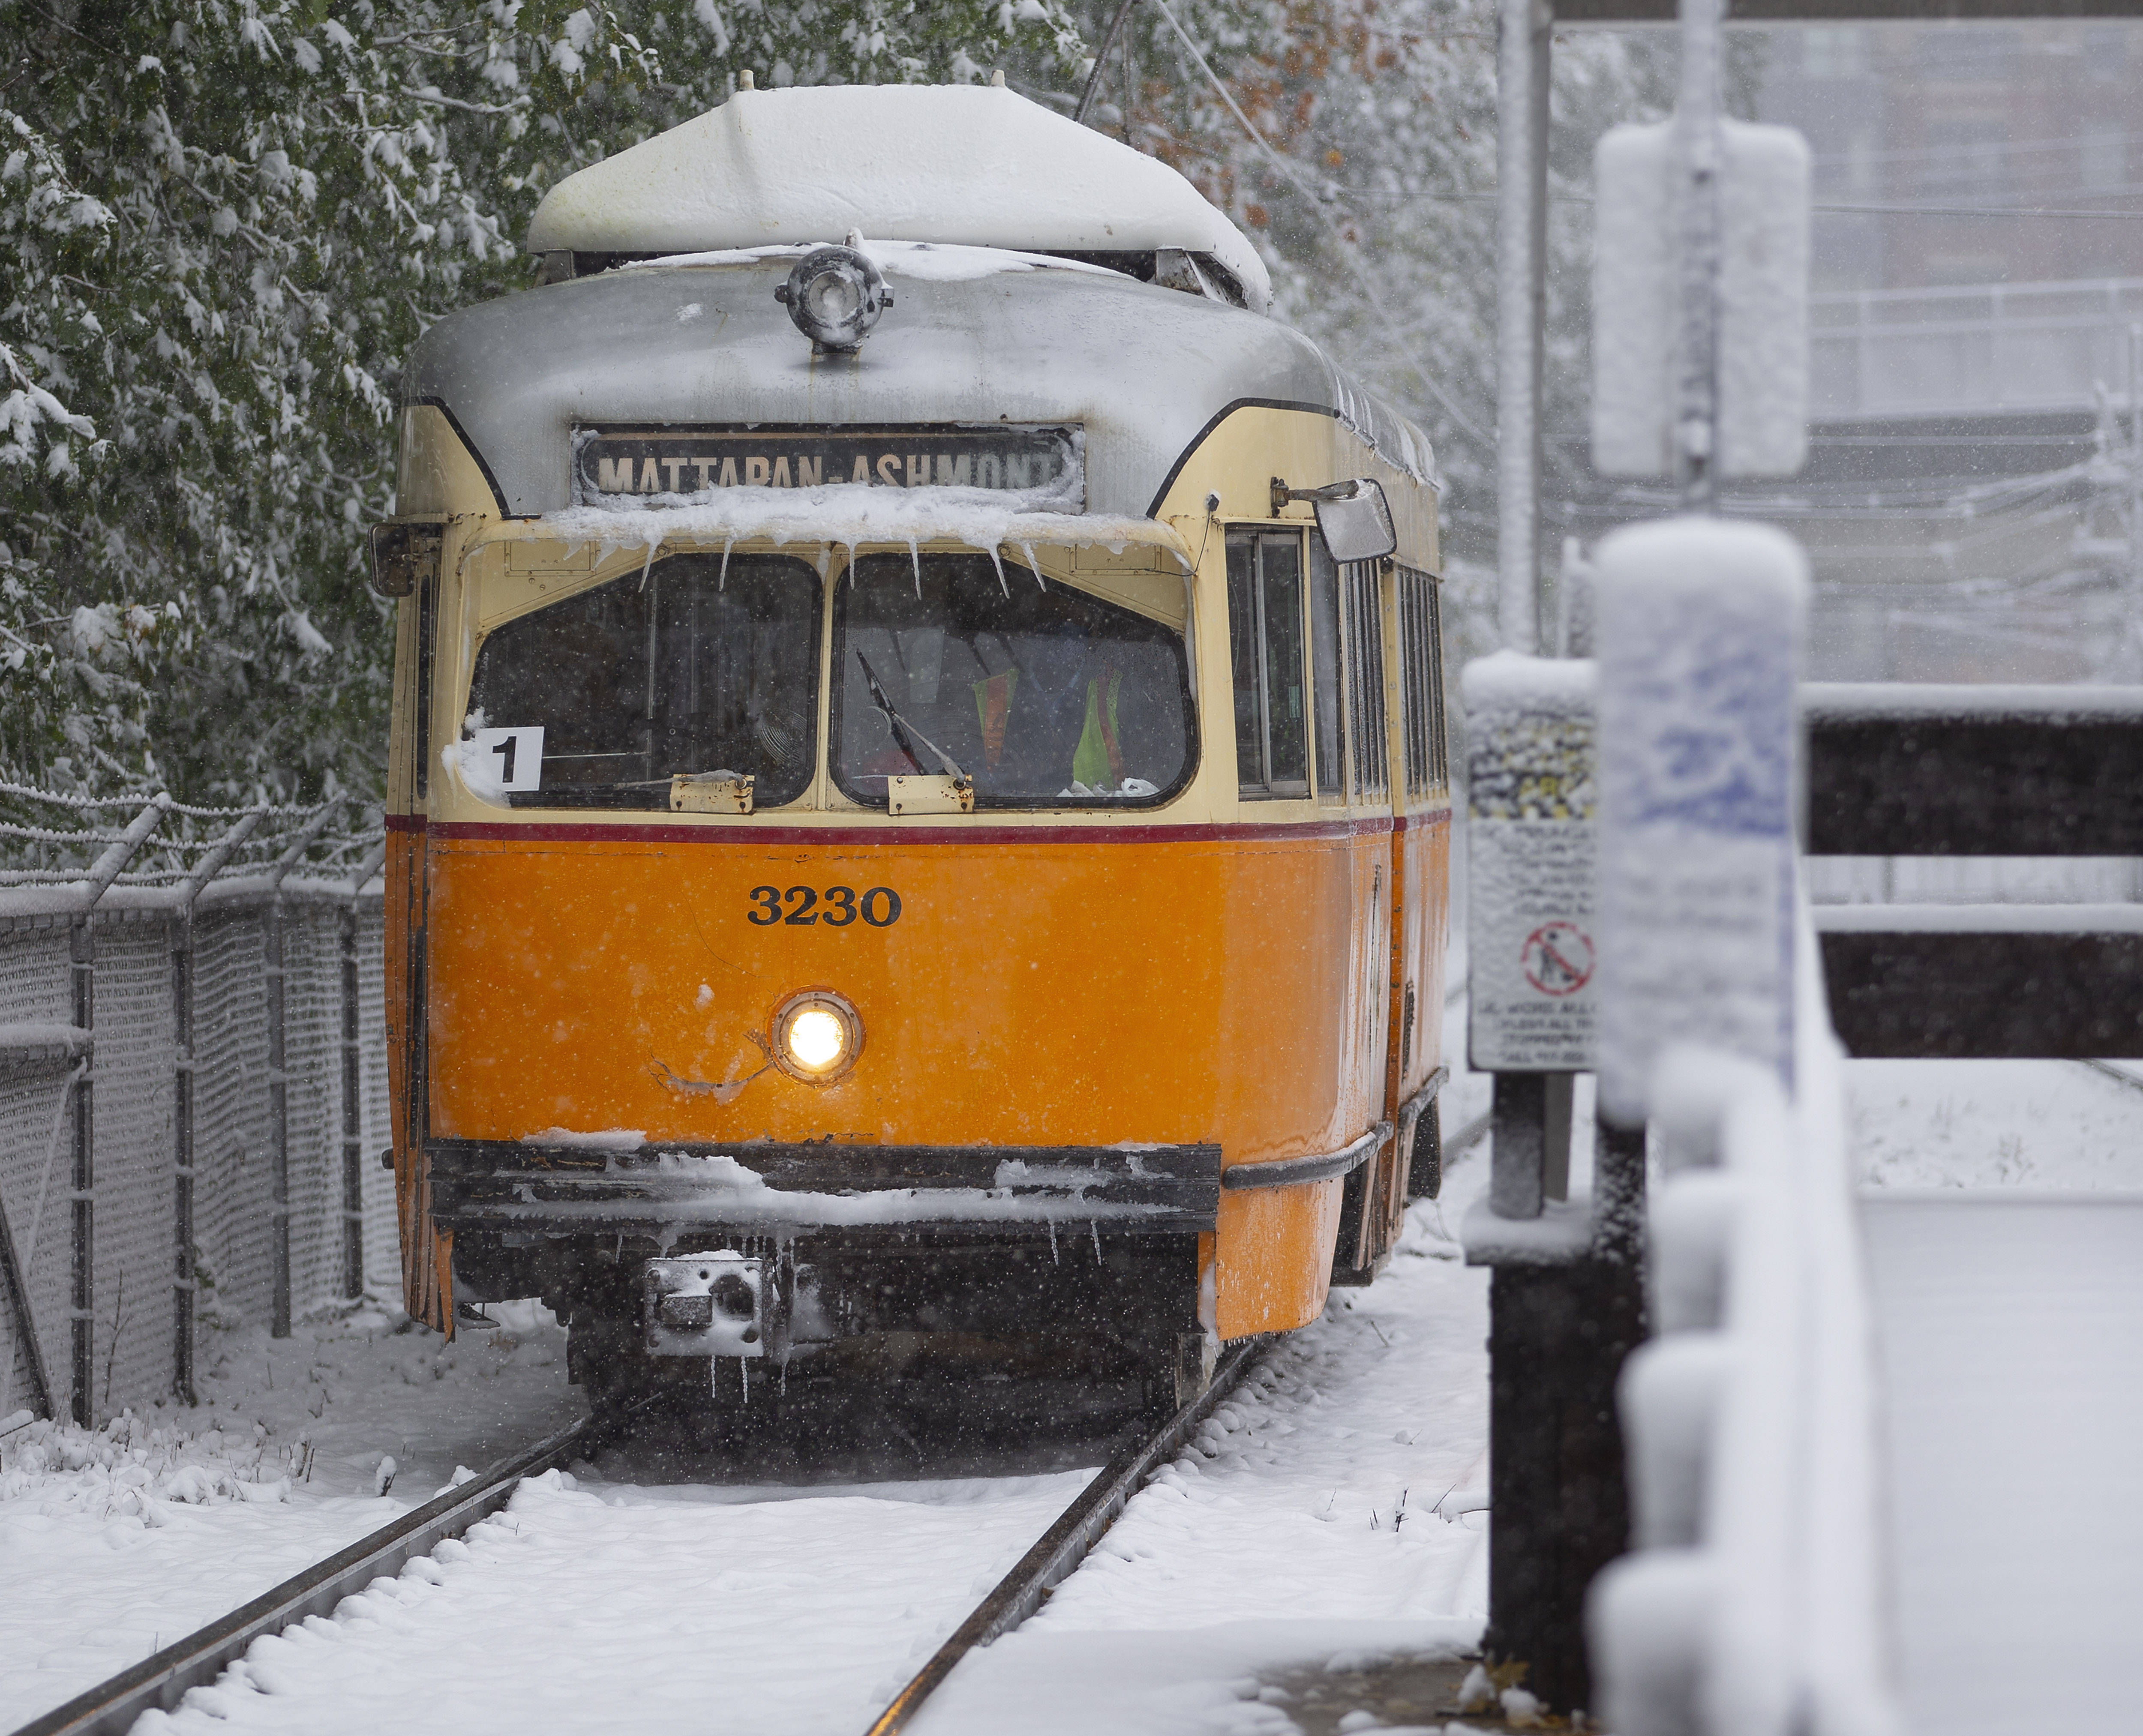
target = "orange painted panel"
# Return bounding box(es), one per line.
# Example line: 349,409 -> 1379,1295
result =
1213,1181 -> 1344,1337
418,824 -> 1387,1335
1398,811 -> 1453,1098
385,827 -> 450,1330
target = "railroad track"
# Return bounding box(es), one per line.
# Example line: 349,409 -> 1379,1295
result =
10,1410 -> 617,1736
12,1343 -> 1262,1736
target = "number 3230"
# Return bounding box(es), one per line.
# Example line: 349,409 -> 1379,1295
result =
748,885 -> 902,927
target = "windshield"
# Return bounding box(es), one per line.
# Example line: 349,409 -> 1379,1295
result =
467,552 -> 822,808
832,553 -> 1193,808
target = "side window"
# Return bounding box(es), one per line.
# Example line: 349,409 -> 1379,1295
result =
1343,560 -> 1389,798
1397,564 -> 1449,795
1309,535 -> 1346,800
414,560 -> 438,800
1226,530 -> 1309,798
1426,572 -> 1448,788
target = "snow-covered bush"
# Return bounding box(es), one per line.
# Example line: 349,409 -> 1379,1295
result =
0,0 -> 1086,805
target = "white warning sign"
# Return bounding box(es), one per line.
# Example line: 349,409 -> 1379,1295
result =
1465,658 -> 1598,1073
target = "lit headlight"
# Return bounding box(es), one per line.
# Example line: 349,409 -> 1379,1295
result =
772,991 -> 863,1081
774,246 -> 892,353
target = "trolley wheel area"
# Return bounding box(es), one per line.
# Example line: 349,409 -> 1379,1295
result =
1138,1331 -> 1218,1421
1404,1097 -> 1443,1202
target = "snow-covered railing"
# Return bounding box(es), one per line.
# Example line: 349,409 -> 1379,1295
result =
1801,684 -> 2143,1060
1582,519 -> 1904,1736
1591,959 -> 1898,1736
0,782 -> 384,912
0,787 -> 393,1429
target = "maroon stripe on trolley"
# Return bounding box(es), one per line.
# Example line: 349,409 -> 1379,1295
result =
422,814 -> 1409,848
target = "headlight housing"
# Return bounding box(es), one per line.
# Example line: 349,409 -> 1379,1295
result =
774,245 -> 892,353
771,989 -> 864,1082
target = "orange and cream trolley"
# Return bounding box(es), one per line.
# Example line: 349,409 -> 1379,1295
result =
372,82 -> 1450,1412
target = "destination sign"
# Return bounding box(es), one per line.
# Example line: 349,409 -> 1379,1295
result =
572,425 -> 1083,508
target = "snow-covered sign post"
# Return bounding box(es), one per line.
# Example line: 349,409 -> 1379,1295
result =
1466,0 -> 1813,1719
1577,0 -> 1825,1731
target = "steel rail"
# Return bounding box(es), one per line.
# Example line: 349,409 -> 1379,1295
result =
10,1410 -> 609,1736
861,1337 -> 1264,1736
1446,1110 -> 1492,1157
2078,1057 -> 2143,1095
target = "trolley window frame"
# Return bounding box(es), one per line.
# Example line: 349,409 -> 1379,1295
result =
443,535 -> 1202,817
1340,556 -> 1390,801
1228,527 -> 1313,801
1309,534 -> 1348,804
825,547 -> 1200,813
454,546 -> 830,812
1395,564 -> 1449,797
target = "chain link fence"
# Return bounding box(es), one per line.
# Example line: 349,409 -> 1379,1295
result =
0,786 -> 392,1425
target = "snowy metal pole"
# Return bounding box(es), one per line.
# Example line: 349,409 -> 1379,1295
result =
1498,0 -> 1552,651
2130,322 -> 2141,668
171,807 -> 265,1404
261,801 -> 342,1340
1672,0 -> 1724,514
68,794 -> 167,1424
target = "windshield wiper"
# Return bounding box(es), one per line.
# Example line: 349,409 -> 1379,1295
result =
855,651 -> 968,784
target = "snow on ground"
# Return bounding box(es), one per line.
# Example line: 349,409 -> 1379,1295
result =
141,1465 -> 1095,1736
2,982 -> 1500,1736
0,1298 -> 581,1727
39,1166 -> 1492,1736
915,1180 -> 1492,1736
1849,1058 -> 2143,1190
14,985 -> 2130,1733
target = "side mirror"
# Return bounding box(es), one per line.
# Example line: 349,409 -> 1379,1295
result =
1311,479 -> 1396,564
368,520 -> 445,599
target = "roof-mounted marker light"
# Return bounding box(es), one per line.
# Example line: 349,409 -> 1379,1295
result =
774,237 -> 892,354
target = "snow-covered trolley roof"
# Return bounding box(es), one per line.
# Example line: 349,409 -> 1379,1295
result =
524,82 -> 1273,314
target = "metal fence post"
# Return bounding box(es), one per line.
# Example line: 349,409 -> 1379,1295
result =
0,1147 -> 57,1419
1463,654 -> 1630,1715
263,900 -> 289,1339
1672,0 -> 1725,512
262,804 -> 342,1339
171,808 -> 264,1402
66,796 -> 168,1423
67,914 -> 95,1425
1496,0 -> 1553,652
340,839 -> 387,1301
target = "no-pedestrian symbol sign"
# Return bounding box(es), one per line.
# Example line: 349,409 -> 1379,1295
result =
1521,922 -> 1595,997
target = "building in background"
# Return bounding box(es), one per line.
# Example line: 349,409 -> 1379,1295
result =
1559,21 -> 2143,682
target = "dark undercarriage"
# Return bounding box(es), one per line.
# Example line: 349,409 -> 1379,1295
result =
433,1138 -> 1216,1412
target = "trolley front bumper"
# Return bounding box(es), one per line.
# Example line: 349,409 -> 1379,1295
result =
425,1138 -> 1221,1239
429,1139 -> 1219,1354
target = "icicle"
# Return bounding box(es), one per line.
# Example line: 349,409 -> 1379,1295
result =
741,1359 -> 750,1400
1020,541 -> 1043,589
1090,1220 -> 1101,1261
908,537 -> 922,598
815,545 -> 832,582
637,540 -> 657,592
1047,1218 -> 1059,1265
988,545 -> 1009,597
846,541 -> 860,586
718,537 -> 733,591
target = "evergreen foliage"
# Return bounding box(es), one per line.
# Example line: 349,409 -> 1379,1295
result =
0,0 -> 1083,801
1,0 -> 1658,798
